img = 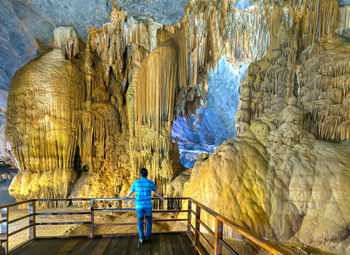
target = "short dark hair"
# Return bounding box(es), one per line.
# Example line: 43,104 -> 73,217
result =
140,168 -> 148,177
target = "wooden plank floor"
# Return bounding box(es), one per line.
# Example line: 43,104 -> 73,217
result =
11,235 -> 198,255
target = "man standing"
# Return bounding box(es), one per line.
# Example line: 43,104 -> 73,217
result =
124,168 -> 165,244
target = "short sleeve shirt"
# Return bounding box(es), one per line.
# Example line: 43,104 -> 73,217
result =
130,178 -> 156,209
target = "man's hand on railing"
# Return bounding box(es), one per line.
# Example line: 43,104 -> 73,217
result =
153,190 -> 166,200
123,191 -> 134,200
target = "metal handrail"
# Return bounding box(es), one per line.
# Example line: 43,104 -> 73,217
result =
0,200 -> 35,255
0,197 -> 291,255
188,199 -> 292,255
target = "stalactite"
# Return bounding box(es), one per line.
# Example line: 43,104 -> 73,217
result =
337,6 -> 350,37
53,27 -> 81,61
235,0 -> 350,143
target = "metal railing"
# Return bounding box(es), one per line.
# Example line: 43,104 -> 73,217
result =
0,200 -> 35,255
187,199 -> 291,255
0,198 -> 291,255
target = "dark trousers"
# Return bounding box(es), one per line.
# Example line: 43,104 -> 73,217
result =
136,208 -> 152,240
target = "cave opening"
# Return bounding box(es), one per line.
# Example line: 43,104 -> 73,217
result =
171,57 -> 249,168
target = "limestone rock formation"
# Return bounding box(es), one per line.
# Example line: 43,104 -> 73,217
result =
7,48 -> 84,201
127,38 -> 184,187
125,0 -> 271,192
0,124 -> 17,167
53,27 -> 82,61
181,0 -> 350,253
236,0 -> 350,143
0,0 -> 114,96
0,0 -> 187,109
184,107 -> 350,254
5,0 -> 349,194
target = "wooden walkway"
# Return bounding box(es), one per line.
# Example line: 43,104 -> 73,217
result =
9,234 -> 197,255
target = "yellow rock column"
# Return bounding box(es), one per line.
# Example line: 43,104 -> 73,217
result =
6,49 -> 84,203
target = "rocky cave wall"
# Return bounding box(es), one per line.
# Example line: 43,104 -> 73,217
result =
236,0 -> 350,141
171,58 -> 249,168
5,0 -> 271,202
181,0 -> 350,253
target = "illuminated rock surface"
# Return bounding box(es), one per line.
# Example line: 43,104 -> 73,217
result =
6,48 -> 84,201
181,0 -> 350,253
0,124 -> 16,167
236,2 -> 350,142
184,107 -> 350,254
172,58 -> 249,167
4,0 -> 270,199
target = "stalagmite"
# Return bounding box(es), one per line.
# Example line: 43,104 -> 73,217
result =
6,48 -> 84,202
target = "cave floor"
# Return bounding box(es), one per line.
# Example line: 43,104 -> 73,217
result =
10,234 -> 198,255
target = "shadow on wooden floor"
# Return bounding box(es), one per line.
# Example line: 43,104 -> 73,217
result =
11,234 -> 198,255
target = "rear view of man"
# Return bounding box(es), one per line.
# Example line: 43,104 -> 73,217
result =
124,168 -> 165,244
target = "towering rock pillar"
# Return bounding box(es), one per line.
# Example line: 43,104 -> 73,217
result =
6,28 -> 84,202
127,39 -> 183,193
6,48 -> 84,201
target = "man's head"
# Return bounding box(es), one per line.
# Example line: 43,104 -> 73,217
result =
139,168 -> 148,178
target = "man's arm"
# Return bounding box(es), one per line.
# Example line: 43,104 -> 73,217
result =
151,181 -> 165,200
124,190 -> 134,199
124,182 -> 136,199
153,190 -> 165,200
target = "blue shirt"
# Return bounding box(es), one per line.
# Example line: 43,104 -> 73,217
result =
130,178 -> 156,209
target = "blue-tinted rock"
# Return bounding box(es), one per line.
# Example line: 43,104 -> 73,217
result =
339,0 -> 350,7
171,58 -> 249,168
234,0 -> 253,11
115,0 -> 187,25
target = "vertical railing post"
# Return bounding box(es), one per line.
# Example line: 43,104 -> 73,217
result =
194,204 -> 201,246
90,199 -> 94,238
1,207 -> 8,254
214,217 -> 223,255
6,207 -> 8,255
1,207 -> 7,234
187,200 -> 192,235
29,200 -> 36,240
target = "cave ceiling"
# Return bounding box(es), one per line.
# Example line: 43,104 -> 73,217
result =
1,0 -> 348,97
0,0 -> 187,95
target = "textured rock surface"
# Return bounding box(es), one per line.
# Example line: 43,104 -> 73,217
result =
171,59 -> 249,167
179,0 -> 350,253
184,107 -> 350,254
54,27 -> 82,61
114,0 -> 187,24
235,0 -> 350,143
6,0 -> 271,201
0,0 -> 187,103
7,48 -> 84,200
0,0 -> 113,91
0,124 -> 17,167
